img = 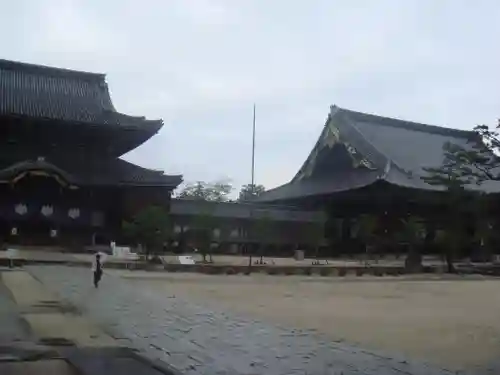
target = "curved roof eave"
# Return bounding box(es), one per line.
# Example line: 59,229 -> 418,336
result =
0,159 -> 77,185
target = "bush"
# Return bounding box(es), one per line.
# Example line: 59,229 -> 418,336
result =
355,268 -> 364,276
283,267 -> 296,276
372,268 -> 383,277
211,266 -> 224,275
148,255 -> 163,264
386,268 -> 400,276
302,267 -> 312,276
225,267 -> 237,275
337,268 -> 346,277
267,267 -> 279,275
320,268 -> 332,277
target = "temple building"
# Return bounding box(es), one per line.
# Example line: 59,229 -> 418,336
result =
256,105 -> 500,248
0,59 -> 182,246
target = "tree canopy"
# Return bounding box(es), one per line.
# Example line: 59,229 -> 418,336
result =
122,205 -> 171,257
238,183 -> 266,201
188,206 -> 217,262
176,180 -> 232,201
418,121 -> 500,273
422,120 -> 500,187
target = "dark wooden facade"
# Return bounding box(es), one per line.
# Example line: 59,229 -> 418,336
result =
0,59 -> 182,246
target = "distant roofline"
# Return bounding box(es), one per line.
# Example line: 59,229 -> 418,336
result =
0,58 -> 105,81
334,105 -> 475,139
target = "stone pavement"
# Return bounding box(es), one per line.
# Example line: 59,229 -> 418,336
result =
0,269 -> 30,343
27,265 -> 467,375
0,268 -> 179,375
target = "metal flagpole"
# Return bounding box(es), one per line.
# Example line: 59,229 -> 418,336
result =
251,103 -> 256,187
248,103 -> 256,269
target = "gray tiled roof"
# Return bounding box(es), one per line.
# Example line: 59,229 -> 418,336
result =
0,59 -> 162,131
341,107 -> 500,193
170,199 -> 325,222
254,170 -> 380,203
257,105 -> 500,202
0,156 -> 182,187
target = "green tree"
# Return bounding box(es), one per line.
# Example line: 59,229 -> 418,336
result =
422,154 -> 470,273
305,219 -> 325,263
122,205 -> 171,260
398,216 -> 425,273
355,214 -> 378,265
189,206 -> 217,263
238,184 -> 266,201
430,121 -> 500,185
177,180 -> 232,201
427,121 -> 500,265
471,193 -> 495,262
251,211 -> 274,264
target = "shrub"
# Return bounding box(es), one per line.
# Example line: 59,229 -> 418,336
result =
200,266 -> 211,274
386,268 -> 399,276
373,268 -> 383,277
210,266 -> 223,275
302,267 -> 312,276
355,268 -> 364,276
267,267 -> 279,275
320,268 -> 332,277
283,267 -> 296,276
423,266 -> 433,274
337,268 -> 346,277
225,267 -> 237,275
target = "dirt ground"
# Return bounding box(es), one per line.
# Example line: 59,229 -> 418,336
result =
112,270 -> 500,372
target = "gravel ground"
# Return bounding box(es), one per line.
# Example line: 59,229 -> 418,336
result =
27,265 -> 465,375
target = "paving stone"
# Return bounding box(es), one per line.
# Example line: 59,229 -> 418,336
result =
0,272 -> 31,342
27,265 -> 467,375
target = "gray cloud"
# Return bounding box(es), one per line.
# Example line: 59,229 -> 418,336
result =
1,0 -> 499,194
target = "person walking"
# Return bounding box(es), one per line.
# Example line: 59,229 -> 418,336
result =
92,252 -> 103,288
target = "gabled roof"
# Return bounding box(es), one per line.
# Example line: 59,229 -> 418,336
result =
0,59 -> 162,132
257,105 -> 500,202
0,156 -> 183,188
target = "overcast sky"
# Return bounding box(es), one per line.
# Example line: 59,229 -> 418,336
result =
1,0 -> 499,194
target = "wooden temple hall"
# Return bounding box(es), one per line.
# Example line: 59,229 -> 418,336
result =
3,57 -> 500,254
0,59 -> 182,246
256,105 -> 500,252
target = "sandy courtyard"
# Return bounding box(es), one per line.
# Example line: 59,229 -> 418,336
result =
110,271 -> 500,372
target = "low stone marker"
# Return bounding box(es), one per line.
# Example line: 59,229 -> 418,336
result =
6,248 -> 19,268
111,243 -> 138,269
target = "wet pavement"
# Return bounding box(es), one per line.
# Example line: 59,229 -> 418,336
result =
0,267 -> 180,375
0,269 -> 31,343
27,265 -> 467,375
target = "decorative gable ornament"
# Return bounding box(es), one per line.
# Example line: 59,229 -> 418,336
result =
15,203 -> 28,216
50,229 -> 57,238
68,208 -> 80,219
11,227 -> 17,236
41,205 -> 54,217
